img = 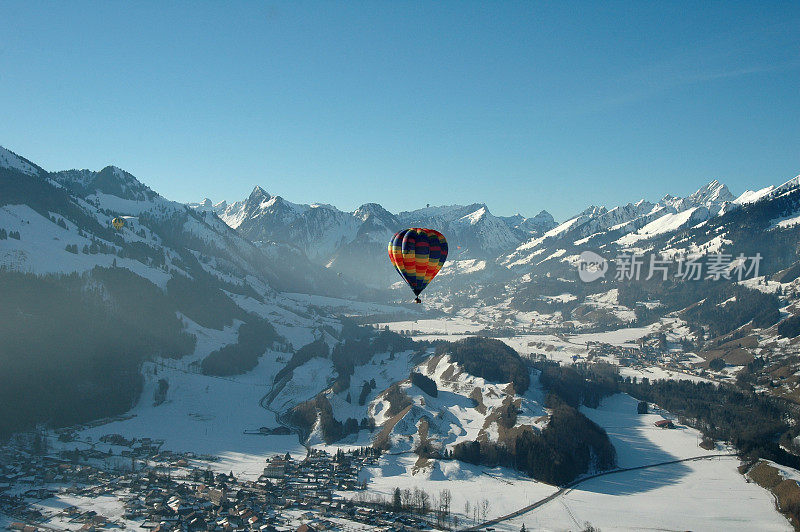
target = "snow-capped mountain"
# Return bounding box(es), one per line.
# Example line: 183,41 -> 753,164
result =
502,179 -> 742,268
191,189 -> 557,288
191,175 -> 800,296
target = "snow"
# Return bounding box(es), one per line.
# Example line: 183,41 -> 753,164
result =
375,316 -> 485,337
537,248 -> 566,265
542,293 -> 578,303
494,393 -> 790,532
88,192 -> 164,216
0,204 -> 172,286
326,350 -> 418,427
357,455 -> 557,523
352,366 -> 556,519
0,145 -> 38,175
439,259 -> 487,276
617,207 -> 702,245
774,213 -> 800,229
544,217 -> 581,238
461,206 -> 487,224
271,356 -> 336,414
73,318 -> 308,479
772,175 -> 800,197
33,493 -> 141,531
735,186 -> 774,205
588,288 -> 619,305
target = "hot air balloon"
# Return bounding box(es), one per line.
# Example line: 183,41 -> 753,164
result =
112,217 -> 125,230
388,228 -> 448,303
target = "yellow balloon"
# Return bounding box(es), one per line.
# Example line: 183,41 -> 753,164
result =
112,217 -> 125,230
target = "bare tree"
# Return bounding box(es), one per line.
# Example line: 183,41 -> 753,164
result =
420,489 -> 431,515
440,489 -> 452,522
412,487 -> 423,513
402,488 -> 413,510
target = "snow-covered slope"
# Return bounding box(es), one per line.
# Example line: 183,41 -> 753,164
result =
0,146 -> 40,176
0,145 -> 364,299
503,179 -> 741,268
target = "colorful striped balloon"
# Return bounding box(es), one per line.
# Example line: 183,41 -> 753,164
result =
388,228 -> 448,303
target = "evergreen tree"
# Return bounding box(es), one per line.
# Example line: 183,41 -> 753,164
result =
393,487 -> 402,512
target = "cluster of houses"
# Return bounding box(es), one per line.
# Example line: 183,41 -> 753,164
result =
587,340 -> 655,367
0,444 -> 118,526
1,435 -> 438,532
586,337 -> 704,377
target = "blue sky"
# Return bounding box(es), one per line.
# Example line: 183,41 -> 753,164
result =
1,1 -> 798,220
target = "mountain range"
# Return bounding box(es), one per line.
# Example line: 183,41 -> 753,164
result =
3,143 -> 799,304
188,170 -> 800,297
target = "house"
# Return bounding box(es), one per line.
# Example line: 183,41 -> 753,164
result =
655,419 -> 675,429
263,458 -> 287,479
296,524 -> 316,532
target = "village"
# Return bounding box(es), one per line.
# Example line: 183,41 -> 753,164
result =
583,333 -> 722,381
0,433 -> 438,532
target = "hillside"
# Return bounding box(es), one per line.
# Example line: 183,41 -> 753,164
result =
0,146 -> 365,436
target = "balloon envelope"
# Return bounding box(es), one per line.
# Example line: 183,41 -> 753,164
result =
388,228 -> 448,298
112,217 -> 125,230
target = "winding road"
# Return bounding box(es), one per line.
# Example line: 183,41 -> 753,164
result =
462,452 -> 737,531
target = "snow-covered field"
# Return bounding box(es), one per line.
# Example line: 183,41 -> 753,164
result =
357,455 -> 558,523
494,393 -> 790,531
498,456 -> 789,532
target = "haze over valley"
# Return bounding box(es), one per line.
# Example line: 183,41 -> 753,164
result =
3,146 -> 800,530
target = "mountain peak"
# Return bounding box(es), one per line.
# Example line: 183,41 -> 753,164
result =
249,185 -> 270,199
533,210 -> 555,222
580,205 -> 607,217
0,145 -> 40,176
244,186 -> 273,209
462,205 -> 488,225
353,202 -> 393,221
772,175 -> 800,196
689,179 -> 734,204
50,164 -> 157,202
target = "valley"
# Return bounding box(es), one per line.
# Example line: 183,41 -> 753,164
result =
3,145 -> 800,531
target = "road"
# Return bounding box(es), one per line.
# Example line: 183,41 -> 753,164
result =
258,373 -> 314,451
461,452 -> 737,531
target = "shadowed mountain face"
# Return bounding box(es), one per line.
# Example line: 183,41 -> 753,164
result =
0,144 -> 374,436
